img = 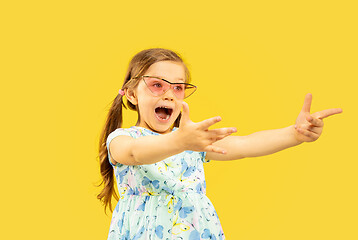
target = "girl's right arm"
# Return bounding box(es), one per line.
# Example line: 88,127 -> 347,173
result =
109,102 -> 237,165
109,131 -> 184,165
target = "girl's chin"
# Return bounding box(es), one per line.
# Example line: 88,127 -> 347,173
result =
150,125 -> 172,134
153,121 -> 175,133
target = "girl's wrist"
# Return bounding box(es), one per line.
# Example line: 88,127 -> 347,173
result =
291,125 -> 305,145
171,129 -> 187,153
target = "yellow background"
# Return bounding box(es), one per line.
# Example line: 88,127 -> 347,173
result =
1,0 -> 356,239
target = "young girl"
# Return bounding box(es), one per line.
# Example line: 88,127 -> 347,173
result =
97,48 -> 342,239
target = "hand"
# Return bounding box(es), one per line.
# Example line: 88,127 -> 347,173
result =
176,101 -> 237,154
293,93 -> 343,143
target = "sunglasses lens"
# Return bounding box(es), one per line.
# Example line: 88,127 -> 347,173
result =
183,85 -> 197,99
144,77 -> 197,99
144,77 -> 170,95
172,84 -> 185,99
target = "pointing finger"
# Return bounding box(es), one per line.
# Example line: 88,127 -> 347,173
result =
313,108 -> 343,120
198,116 -> 222,130
208,128 -> 237,142
208,127 -> 237,136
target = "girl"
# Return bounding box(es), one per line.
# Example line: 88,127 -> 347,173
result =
97,48 -> 342,239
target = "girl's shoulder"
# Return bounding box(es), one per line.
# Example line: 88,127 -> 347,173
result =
106,127 -> 141,144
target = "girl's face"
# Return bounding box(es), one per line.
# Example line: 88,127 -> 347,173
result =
127,61 -> 186,134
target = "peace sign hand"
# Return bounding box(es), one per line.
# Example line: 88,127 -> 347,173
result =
293,93 -> 343,143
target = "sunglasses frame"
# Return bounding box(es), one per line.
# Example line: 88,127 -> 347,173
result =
132,75 -> 197,99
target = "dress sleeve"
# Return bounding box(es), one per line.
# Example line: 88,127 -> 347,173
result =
106,128 -> 133,167
200,151 -> 211,163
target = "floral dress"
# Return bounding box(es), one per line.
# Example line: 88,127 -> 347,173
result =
106,126 -> 225,240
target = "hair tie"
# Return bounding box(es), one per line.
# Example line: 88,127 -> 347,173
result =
118,89 -> 125,96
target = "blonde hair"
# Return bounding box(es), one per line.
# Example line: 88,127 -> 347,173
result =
96,48 -> 191,215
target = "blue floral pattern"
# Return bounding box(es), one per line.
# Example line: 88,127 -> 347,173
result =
106,126 -> 225,240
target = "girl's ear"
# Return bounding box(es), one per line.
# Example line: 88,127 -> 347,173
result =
125,88 -> 138,105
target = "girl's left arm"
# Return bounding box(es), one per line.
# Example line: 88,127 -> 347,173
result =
206,93 -> 343,161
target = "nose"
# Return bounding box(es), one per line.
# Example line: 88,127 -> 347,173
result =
162,87 -> 176,101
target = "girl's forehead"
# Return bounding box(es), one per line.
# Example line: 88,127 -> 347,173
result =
145,61 -> 186,82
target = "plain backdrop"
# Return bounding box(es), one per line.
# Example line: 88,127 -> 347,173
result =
1,0 -> 356,239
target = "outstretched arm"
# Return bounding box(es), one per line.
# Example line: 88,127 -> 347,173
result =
206,125 -> 300,160
206,93 -> 343,161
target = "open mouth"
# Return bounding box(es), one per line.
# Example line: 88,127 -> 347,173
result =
155,106 -> 173,121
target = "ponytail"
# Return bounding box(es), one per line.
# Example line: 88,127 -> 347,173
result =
96,94 -> 125,215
